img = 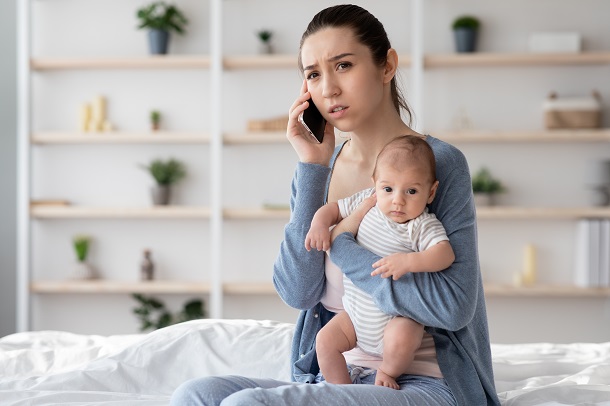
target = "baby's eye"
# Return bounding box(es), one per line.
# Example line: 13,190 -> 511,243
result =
383,187 -> 392,193
407,189 -> 417,195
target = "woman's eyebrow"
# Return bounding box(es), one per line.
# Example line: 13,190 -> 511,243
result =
303,53 -> 355,72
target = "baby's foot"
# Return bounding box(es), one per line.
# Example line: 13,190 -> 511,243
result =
375,368 -> 399,390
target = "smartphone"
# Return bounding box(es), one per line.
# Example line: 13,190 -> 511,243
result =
298,99 -> 326,143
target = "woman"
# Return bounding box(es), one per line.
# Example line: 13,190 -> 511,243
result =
171,5 -> 500,405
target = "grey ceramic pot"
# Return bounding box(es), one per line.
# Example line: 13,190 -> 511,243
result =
151,185 -> 171,205
148,29 -> 170,55
454,28 -> 477,53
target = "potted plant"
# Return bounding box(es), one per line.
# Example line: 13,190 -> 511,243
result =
150,110 -> 161,131
132,293 -> 206,332
472,167 -> 505,206
72,235 -> 96,279
452,15 -> 480,53
141,158 -> 186,205
256,29 -> 274,54
136,1 -> 188,55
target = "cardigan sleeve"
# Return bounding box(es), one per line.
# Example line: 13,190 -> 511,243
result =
273,161 -> 332,310
330,148 -> 480,331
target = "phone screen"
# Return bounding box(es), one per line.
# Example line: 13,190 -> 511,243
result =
299,99 -> 326,143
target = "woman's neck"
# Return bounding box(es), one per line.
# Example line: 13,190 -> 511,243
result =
346,109 -> 418,166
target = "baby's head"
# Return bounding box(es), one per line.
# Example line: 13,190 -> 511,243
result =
372,135 -> 438,223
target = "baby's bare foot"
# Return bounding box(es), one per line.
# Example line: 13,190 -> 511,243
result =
375,368 -> 399,390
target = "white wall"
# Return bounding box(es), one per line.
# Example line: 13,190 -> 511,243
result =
23,0 -> 610,343
0,0 -> 17,338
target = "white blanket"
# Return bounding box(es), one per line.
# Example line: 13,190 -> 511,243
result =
1,319 -> 609,405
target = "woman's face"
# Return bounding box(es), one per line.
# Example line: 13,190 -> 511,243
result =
300,27 -> 387,133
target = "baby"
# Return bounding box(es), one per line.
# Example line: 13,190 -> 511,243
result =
305,135 -> 455,389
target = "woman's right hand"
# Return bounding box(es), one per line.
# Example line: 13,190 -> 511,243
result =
287,80 -> 336,166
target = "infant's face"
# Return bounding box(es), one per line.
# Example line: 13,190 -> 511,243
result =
374,163 -> 437,223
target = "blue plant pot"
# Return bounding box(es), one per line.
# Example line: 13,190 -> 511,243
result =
454,28 -> 478,53
148,29 -> 170,55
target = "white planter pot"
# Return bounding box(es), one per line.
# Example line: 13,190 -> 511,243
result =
474,193 -> 493,207
72,261 -> 97,280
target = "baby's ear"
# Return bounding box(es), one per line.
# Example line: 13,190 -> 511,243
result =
428,180 -> 440,203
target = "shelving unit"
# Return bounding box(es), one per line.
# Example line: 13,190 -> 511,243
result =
17,0 -> 610,337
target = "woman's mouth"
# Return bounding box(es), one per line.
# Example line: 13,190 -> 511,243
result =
329,105 -> 348,118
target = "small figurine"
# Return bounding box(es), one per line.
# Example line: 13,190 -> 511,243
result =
140,249 -> 155,280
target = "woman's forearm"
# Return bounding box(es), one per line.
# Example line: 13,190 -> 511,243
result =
273,162 -> 331,310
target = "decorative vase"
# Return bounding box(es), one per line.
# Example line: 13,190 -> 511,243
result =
72,261 -> 97,280
140,249 -> 155,280
258,42 -> 273,54
148,29 -> 170,55
151,185 -> 171,205
454,28 -> 477,53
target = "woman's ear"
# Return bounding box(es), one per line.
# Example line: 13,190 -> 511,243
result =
383,48 -> 399,84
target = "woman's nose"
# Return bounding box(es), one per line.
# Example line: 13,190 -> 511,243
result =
321,75 -> 340,98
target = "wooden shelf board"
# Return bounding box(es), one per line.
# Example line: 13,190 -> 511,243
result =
476,206 -> 610,220
223,53 -> 411,70
484,284 -> 610,297
31,132 -> 210,145
425,52 -> 610,68
435,129 -> 610,143
30,280 -> 610,297
30,56 -> 211,70
31,280 -> 211,294
223,132 -> 287,144
223,282 -> 278,295
30,205 -> 211,219
224,207 -> 290,220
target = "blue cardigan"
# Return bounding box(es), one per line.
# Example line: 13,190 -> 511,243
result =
273,135 -> 500,405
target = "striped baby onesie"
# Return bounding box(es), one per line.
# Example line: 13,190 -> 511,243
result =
337,187 -> 449,357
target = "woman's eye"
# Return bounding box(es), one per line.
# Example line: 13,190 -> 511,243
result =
337,62 -> 352,70
383,187 -> 392,193
306,72 -> 319,80
407,189 -> 417,195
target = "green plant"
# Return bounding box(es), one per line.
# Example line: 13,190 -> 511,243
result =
141,158 -> 186,186
452,15 -> 480,30
73,235 -> 91,262
136,1 -> 188,34
257,29 -> 273,43
132,294 -> 205,332
150,110 -> 161,124
472,167 -> 505,194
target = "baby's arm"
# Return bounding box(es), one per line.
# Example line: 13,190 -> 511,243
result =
371,240 -> 455,280
305,202 -> 342,252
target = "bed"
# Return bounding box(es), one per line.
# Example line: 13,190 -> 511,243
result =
1,319 -> 609,405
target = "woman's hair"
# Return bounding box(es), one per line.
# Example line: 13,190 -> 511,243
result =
373,135 -> 436,183
298,4 -> 412,125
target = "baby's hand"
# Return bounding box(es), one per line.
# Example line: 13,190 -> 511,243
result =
305,225 -> 331,252
371,253 -> 411,280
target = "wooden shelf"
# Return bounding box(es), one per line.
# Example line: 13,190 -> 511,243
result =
31,131 -> 210,145
476,206 -> 610,220
223,282 -> 278,295
31,280 -> 211,294
30,280 -> 610,297
30,205 -> 211,219
223,132 -> 287,145
484,284 -> 610,297
222,53 -> 411,70
435,129 -> 610,143
425,52 -> 610,68
30,56 -> 211,70
224,207 -> 290,220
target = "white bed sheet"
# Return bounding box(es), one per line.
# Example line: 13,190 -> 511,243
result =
1,319 -> 609,405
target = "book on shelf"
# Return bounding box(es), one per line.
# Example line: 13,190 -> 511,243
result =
574,218 -> 610,287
